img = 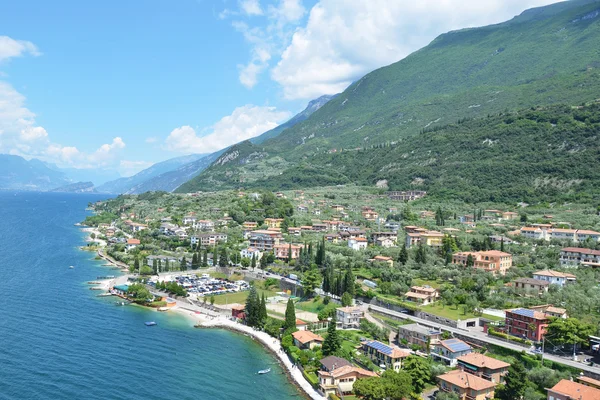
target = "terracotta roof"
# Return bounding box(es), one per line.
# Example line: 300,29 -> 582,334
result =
337,306 -> 362,314
457,353 -> 510,370
562,247 -> 600,256
374,256 -> 393,261
576,230 -> 600,235
479,250 -> 512,257
578,376 -> 600,388
437,370 -> 496,391
514,278 -> 550,286
549,379 -> 600,400
292,330 -> 323,344
411,286 -> 437,293
533,270 -> 576,279
126,239 -> 140,245
406,292 -> 432,299
318,365 -> 377,379
295,318 -> 307,325
520,227 -> 541,232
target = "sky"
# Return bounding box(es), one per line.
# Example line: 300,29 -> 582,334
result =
0,0 -> 562,177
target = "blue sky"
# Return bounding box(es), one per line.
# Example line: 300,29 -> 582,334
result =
0,0 -> 559,177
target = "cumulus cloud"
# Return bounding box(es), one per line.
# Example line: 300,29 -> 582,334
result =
0,36 -> 40,62
239,0 -> 263,16
270,0 -> 560,99
224,0 -> 307,88
165,105 -> 291,153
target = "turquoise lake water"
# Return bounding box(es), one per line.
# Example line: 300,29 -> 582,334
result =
0,192 -> 302,400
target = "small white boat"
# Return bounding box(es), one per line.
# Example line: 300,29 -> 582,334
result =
69,266 -> 74,269
258,368 -> 271,374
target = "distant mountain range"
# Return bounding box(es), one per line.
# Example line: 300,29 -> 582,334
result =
176,0 -> 600,202
0,93 -> 336,193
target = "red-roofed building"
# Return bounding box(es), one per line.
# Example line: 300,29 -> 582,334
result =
292,330 -> 323,349
547,379 -> 600,400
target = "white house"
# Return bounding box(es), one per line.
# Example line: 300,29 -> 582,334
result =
532,270 -> 577,287
182,215 -> 197,225
336,307 -> 364,329
126,238 -> 140,251
348,238 -> 368,251
240,247 -> 262,261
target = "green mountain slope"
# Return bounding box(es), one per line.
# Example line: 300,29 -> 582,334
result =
178,0 -> 600,197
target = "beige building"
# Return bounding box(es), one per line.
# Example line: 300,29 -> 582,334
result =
318,365 -> 376,397
405,286 -> 439,305
457,353 -> 510,384
437,370 -> 496,400
292,330 -> 323,350
547,379 -> 600,400
452,250 -> 512,276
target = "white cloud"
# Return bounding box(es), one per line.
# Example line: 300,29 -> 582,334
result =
20,126 -> 48,141
225,0 -> 307,88
165,105 -> 291,153
0,36 -> 40,62
270,0 -> 560,99
240,0 -> 263,16
119,160 -> 154,177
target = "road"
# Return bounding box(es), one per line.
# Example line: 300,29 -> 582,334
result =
367,304 -> 600,376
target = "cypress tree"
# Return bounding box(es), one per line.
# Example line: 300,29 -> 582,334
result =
152,259 -> 158,275
287,243 -> 292,264
134,258 -> 140,273
192,253 -> 198,269
496,362 -> 528,400
202,250 -> 208,267
251,254 -> 256,270
284,298 -> 296,331
245,286 -> 260,327
180,256 -> 187,271
158,259 -> 162,273
344,267 -> 355,296
259,293 -> 267,328
398,243 -> 408,264
219,247 -> 228,267
212,247 -> 218,267
322,317 -> 341,356
500,238 -> 505,252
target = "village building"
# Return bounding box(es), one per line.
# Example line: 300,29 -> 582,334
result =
361,209 -> 379,221
519,226 -> 600,242
196,233 -> 228,247
532,270 -> 577,287
397,323 -> 442,351
547,379 -> 600,400
182,215 -> 197,225
193,219 -> 215,231
348,238 -> 368,251
249,230 -> 282,251
297,204 -> 308,213
457,353 -> 510,384
125,238 -> 140,251
274,243 -> 304,260
504,308 -> 550,342
336,307 -> 364,329
319,356 -> 351,372
431,339 -> 472,367
264,218 -> 284,229
437,370 -> 496,400
371,231 -> 398,243
376,237 -> 396,248
292,330 -> 323,350
529,304 -> 568,319
361,340 -> 410,371
512,277 -> 550,295
405,230 -> 444,248
242,221 -> 258,230
288,227 -> 302,236
405,286 -> 439,305
240,247 -> 262,261
452,250 -> 513,276
386,190 -> 426,201
371,255 -> 394,267
318,365 -> 377,398
559,247 -> 600,267
125,221 -> 148,232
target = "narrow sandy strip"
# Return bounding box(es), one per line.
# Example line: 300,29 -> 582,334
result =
199,317 -> 327,400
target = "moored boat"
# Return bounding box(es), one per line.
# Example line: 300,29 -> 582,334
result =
145,321 -> 157,326
258,368 -> 271,374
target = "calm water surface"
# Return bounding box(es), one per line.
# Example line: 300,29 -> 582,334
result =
0,192 -> 301,400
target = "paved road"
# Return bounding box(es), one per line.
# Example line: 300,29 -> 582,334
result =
368,304 -> 600,376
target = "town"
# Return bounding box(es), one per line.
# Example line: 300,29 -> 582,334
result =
84,186 -> 600,400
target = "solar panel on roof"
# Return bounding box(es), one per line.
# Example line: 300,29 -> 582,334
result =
444,339 -> 471,352
512,308 -> 535,318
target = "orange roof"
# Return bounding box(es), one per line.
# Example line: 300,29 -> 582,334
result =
374,255 -> 393,261
457,353 -> 510,370
438,370 -> 496,391
292,330 -> 323,344
127,239 -> 140,245
549,379 -> 600,400
318,365 -> 377,379
578,376 -> 600,388
533,270 -> 576,278
577,229 -> 600,235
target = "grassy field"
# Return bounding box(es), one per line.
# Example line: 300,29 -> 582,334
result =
412,279 -> 442,289
421,302 -> 503,321
211,289 -> 278,305
295,297 -> 338,315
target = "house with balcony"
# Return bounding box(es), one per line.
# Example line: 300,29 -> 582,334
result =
457,353 -> 510,384
274,243 -> 304,260
336,307 -> 363,329
452,250 -> 513,276
437,370 -> 496,400
529,304 -> 568,319
361,340 -> 410,371
397,323 -> 441,351
404,230 -> 444,248
371,255 -> 394,266
348,238 -> 368,251
504,308 -> 550,342
197,233 -> 228,247
318,365 -> 376,398
405,286 -> 439,305
431,339 -> 472,367
532,270 -> 576,287
249,230 -> 282,251
126,238 -> 140,251
371,231 -> 397,244
264,218 -> 284,229
240,247 -> 262,261
560,247 -> 600,267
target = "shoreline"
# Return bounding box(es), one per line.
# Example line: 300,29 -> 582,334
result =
197,317 -> 326,400
80,225 -> 325,400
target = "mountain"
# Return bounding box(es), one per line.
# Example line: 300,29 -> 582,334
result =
0,154 -> 71,191
51,181 -> 97,194
124,151 -> 223,194
250,94 -> 338,144
97,153 -> 207,193
177,0 -> 600,197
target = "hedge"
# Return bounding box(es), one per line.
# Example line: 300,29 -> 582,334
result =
488,327 -> 532,346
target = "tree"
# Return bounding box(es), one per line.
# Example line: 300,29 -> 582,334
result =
301,266 -> 322,297
343,268 -> 355,296
133,258 -> 140,273
260,253 -> 268,269
398,243 -> 408,264
322,317 -> 341,356
191,252 -> 199,269
435,392 -> 459,400
287,243 -> 292,264
210,295 -> 215,306
180,256 -> 187,271
545,317 -> 596,349
403,356 -> 430,394
246,286 -> 260,327
284,298 -> 296,331
152,259 -> 158,275
259,293 -> 268,328
496,361 -> 528,400
353,377 -> 387,400
341,292 -> 353,307
219,247 -> 228,267
415,242 -> 427,264
466,254 -> 474,268
251,254 -> 257,270
202,250 -> 208,268
381,369 -> 413,400
212,247 -> 218,267
126,283 -> 153,303
240,257 -> 250,269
